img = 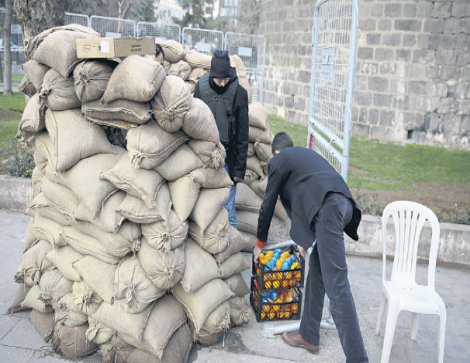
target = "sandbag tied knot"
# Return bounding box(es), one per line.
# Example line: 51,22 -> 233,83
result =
39,288 -> 54,305
211,148 -> 225,169
125,283 -> 137,305
130,238 -> 142,257
216,224 -> 228,239
130,150 -> 145,169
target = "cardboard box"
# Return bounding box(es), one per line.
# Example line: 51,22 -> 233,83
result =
76,37 -> 155,59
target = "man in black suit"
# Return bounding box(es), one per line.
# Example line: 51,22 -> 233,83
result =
255,132 -> 368,363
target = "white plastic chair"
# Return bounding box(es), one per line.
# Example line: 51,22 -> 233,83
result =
375,201 -> 446,363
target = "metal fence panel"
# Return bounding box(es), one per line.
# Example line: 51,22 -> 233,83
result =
182,27 -> 224,54
90,15 -> 136,37
64,12 -> 90,27
1,8 -> 25,91
136,22 -> 180,42
225,32 -> 266,103
307,0 -> 360,181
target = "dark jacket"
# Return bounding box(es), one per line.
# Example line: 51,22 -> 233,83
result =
257,146 -> 362,249
194,72 -> 249,181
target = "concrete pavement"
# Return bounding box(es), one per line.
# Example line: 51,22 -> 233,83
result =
1,209 -> 469,362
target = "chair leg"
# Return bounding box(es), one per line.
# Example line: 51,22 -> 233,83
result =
438,303 -> 446,363
375,295 -> 387,335
380,301 -> 399,363
410,313 -> 419,340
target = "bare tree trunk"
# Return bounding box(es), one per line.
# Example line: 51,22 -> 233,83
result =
14,0 -> 66,39
3,0 -> 13,96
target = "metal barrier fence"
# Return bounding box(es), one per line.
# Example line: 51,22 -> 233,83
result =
90,15 -> 135,37
307,0 -> 360,181
64,12 -> 90,27
182,27 -> 224,54
0,8 -> 24,90
136,22 -> 180,42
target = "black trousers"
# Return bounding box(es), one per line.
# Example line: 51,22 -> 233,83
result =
299,193 -> 369,363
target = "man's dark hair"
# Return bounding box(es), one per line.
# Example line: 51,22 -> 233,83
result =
272,132 -> 294,154
155,44 -> 164,57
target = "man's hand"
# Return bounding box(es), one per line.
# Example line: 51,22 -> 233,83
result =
233,176 -> 243,184
253,246 -> 262,262
296,246 -> 307,260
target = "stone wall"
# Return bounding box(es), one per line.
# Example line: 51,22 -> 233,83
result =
258,0 -> 470,149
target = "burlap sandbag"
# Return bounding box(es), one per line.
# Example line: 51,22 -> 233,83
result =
239,231 -> 257,251
214,227 -> 249,264
246,156 -> 264,178
161,39 -> 185,63
141,210 -> 188,252
114,256 -> 166,314
100,335 -> 134,363
247,142 -> 255,157
188,140 -> 226,169
235,182 -> 263,213
57,153 -> 121,217
18,94 -> 46,138
185,81 -> 195,93
249,123 -> 272,144
14,239 -> 54,286
229,296 -> 251,326
54,293 -> 88,327
168,174 -> 201,222
155,144 -> 202,181
236,210 -> 259,236
172,279 -> 234,333
103,55 -> 166,103
24,218 -> 39,252
184,50 -> 212,69
188,67 -> 207,84
190,187 -> 230,232
189,167 -> 233,189
95,191 -> 126,233
92,302 -> 153,342
248,176 -> 268,198
7,285 -> 31,314
189,208 -> 230,254
45,109 -> 119,173
138,239 -> 185,290
73,220 -> 141,258
33,29 -> 98,78
127,121 -> 189,169
73,59 -> 115,102
248,102 -> 268,130
182,97 -> 220,143
254,140 -> 273,162
168,60 -> 191,80
27,193 -> 75,226
46,246 -> 83,282
118,183 -> 171,224
30,310 -> 55,342
86,317 -> 115,345
120,295 -> 187,359
162,60 -> 171,73
22,285 -> 52,313
33,132 -> 52,171
199,301 -> 230,336
61,227 -> 121,265
243,169 -> 258,184
82,98 -> 152,129
101,153 -> 164,208
151,75 -> 192,133
73,256 -> 116,303
18,74 -> 36,97
32,167 -> 44,196
39,68 -> 81,111
181,239 -> 219,293
38,269 -> 73,306
51,323 -> 98,360
225,274 -> 250,297
218,252 -> 250,279
72,281 -> 103,315
34,214 -> 66,248
230,55 -> 248,78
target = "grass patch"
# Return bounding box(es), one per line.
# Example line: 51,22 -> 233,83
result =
0,119 -> 18,144
0,92 -> 26,112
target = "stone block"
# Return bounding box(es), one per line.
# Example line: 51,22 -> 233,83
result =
384,3 -> 402,17
357,47 -> 373,60
432,1 -> 452,18
403,4 -> 417,17
412,49 -> 435,64
368,109 -> 380,125
368,76 -> 389,92
440,66 -> 462,81
463,67 -> 470,81
407,80 -> 428,95
394,95 -> 409,110
417,34 -> 429,48
358,107 -> 368,123
373,93 -> 392,108
457,99 -> 470,116
374,48 -> 394,62
379,62 -> 397,75
462,116 -> 470,135
354,91 -> 373,106
443,115 -> 462,134
382,33 -> 401,46
366,33 -> 381,45
378,19 -> 392,31
429,34 -> 466,50
371,4 -> 383,17
298,70 -> 310,83
371,126 -> 405,142
403,112 -> 423,129
452,2 -> 470,18
424,19 -> 444,34
395,49 -> 411,62
417,2 -> 433,17
438,98 -> 456,114
360,62 -> 378,75
379,110 -> 396,126
429,112 -> 444,130
402,34 -> 416,46
444,18 -> 461,34
360,19 -> 376,31
432,82 -> 449,97
455,82 -> 468,99
461,18 -> 470,34
435,49 -> 457,65
404,64 -> 425,78
394,19 -> 422,32
426,65 -> 439,80
352,123 -> 370,137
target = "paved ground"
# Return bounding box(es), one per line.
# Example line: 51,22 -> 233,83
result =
1,209 -> 469,362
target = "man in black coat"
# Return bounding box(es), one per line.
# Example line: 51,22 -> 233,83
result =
255,132 -> 368,363
194,49 -> 249,228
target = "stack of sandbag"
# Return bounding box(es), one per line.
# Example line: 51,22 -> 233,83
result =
11,24 -> 252,363
235,102 -> 290,246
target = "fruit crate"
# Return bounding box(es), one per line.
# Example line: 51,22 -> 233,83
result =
252,244 -> 305,290
250,277 -> 302,322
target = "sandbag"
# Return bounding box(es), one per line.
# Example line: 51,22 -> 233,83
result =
73,59 -> 115,102
225,274 -> 250,297
248,102 -> 268,130
229,296 -> 251,326
30,310 -> 55,342
114,256 -> 166,313
188,67 -> 207,84
138,239 -> 185,290
218,252 -> 250,279
118,183 -> 171,224
239,232 -> 257,252
18,74 -> 36,97
101,153 -> 164,208
155,144 -> 202,181
168,60 -> 191,80
46,246 -> 83,282
18,94 -> 46,137
23,59 -> 50,89
39,68 -> 81,111
151,75 -> 192,133
45,109 -> 119,173
189,167 -> 233,189
247,142 -> 255,157
236,210 -> 258,236
185,81 -> 195,93
254,140 -> 273,162
188,140 -> 226,169
73,256 -> 116,303
33,132 -> 52,171
14,239 -> 54,286
33,214 -> 66,248
7,285 -> 31,314
127,121 -> 189,169
246,156 -> 264,178
199,301 -> 230,336
24,218 -> 39,252
54,293 -> 88,327
38,269 -> 73,306
214,227 -> 248,264
22,284 -> 53,313
189,208 -> 230,255
27,193 -> 75,226
249,123 -> 272,143
243,169 -> 259,184
172,279 -> 234,333
51,323 -> 98,359
161,40 -> 185,63
190,187 -> 230,232
72,281 -> 103,315
181,239 -> 219,293
248,176 -> 268,198
100,335 -> 134,363
32,166 -> 44,196
236,182 -> 263,213
86,317 -> 115,345
184,50 -> 212,69
103,55 -> 166,103
182,97 -> 220,143
168,174 -> 201,222
95,191 -> 126,233
141,210 -> 188,252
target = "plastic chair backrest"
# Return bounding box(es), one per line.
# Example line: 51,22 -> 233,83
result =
382,201 -> 440,288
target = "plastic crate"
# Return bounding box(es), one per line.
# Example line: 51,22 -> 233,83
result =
250,277 -> 302,322
252,244 -> 305,290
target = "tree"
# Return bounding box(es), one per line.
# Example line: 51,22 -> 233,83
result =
175,0 -> 215,29
239,0 -> 260,34
3,0 -> 12,95
14,0 -> 66,39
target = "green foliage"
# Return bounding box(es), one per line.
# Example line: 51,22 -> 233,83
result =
175,0 -> 215,28
0,92 -> 26,112
7,143 -> 34,178
0,119 -> 17,144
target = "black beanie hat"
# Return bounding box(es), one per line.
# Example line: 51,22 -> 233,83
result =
210,49 -> 233,78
